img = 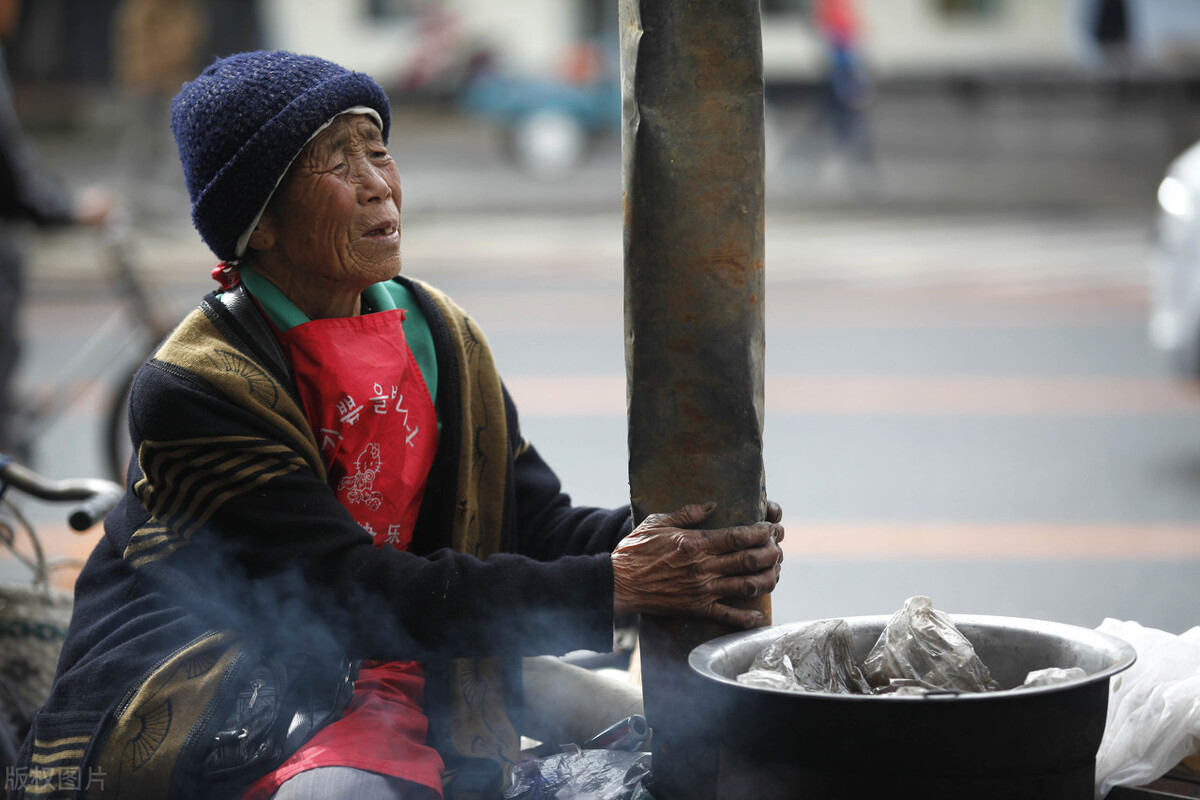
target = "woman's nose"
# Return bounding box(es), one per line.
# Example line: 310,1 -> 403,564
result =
356,160 -> 392,203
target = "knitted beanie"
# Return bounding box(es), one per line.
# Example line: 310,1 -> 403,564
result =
171,50 -> 392,262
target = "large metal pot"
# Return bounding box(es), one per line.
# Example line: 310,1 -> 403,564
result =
688,614 -> 1136,800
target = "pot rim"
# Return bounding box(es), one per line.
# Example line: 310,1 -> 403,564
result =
688,613 -> 1138,702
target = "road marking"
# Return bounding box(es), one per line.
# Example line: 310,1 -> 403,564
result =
766,375 -> 1200,414
10,518 -> 1195,597
504,374 -> 1200,416
762,213 -> 1152,288
780,521 -> 1200,560
398,211 -> 1152,290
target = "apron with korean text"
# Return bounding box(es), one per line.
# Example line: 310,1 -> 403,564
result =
242,307 -> 444,799
279,307 -> 437,550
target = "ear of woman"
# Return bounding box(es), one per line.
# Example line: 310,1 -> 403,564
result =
248,221 -> 276,252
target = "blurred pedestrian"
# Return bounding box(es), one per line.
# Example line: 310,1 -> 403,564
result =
111,0 -> 207,220
800,0 -> 877,188
1090,0 -> 1132,70
0,0 -> 114,459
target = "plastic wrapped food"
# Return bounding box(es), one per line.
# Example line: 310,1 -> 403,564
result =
736,667 -> 801,692
504,747 -> 653,800
863,596 -> 999,694
737,619 -> 872,694
1017,666 -> 1088,690
734,597 -> 1005,696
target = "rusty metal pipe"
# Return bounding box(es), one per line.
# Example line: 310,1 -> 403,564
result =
619,1 -> 768,797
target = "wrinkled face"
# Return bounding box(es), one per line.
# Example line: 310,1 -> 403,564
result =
250,113 -> 402,315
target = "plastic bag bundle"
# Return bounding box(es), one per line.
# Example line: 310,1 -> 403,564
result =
862,596 -> 999,694
1017,667 -> 1088,690
1093,619 -> 1200,799
737,619 -> 871,694
504,748 -> 654,800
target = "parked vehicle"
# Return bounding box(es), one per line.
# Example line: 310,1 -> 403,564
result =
458,40 -> 620,178
1149,138 -> 1200,378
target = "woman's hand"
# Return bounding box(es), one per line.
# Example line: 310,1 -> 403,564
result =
611,501 -> 785,629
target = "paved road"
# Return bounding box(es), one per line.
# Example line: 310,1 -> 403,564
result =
5,96 -> 1199,637
9,200 -> 1200,637
403,208 -> 1200,636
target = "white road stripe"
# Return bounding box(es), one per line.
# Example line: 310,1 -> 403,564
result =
501,374 -> 1200,417
401,211 -> 1153,289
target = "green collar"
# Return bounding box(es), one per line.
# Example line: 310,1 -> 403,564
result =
239,264 -> 397,331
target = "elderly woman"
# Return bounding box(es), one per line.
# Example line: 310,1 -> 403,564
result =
13,51 -> 783,800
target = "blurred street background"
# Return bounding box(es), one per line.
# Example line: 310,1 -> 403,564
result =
4,0 -> 1200,635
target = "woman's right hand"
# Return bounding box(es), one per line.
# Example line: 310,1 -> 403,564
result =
611,502 -> 784,629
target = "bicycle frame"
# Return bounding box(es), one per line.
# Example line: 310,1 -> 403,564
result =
13,220 -> 175,478
0,456 -> 119,765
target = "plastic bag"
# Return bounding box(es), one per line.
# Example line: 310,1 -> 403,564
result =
504,748 -> 653,800
1017,667 -> 1088,690
863,596 -> 999,694
737,619 -> 871,694
1094,619 -> 1200,799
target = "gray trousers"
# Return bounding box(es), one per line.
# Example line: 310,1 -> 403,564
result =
270,766 -> 440,800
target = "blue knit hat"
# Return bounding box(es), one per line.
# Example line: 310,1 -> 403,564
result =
171,50 -> 392,262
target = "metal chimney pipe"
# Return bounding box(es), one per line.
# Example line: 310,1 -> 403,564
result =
619,1 -> 768,797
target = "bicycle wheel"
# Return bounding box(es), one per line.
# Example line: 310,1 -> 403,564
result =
104,364 -> 137,483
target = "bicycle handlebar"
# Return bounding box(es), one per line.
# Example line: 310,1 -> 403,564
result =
67,486 -> 126,531
0,458 -> 124,531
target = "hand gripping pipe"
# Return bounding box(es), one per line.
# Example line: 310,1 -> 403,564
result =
620,1 -> 768,798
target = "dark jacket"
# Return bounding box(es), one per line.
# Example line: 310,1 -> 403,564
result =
0,48 -> 76,451
14,277 -> 632,799
0,54 -> 74,228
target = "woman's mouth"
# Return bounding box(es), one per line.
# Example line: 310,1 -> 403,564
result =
364,222 -> 399,239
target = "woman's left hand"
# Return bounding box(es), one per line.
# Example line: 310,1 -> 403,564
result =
611,501 -> 785,628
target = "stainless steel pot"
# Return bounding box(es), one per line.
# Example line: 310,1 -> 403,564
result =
688,614 -> 1136,800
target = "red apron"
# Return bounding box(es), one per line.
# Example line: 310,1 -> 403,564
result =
279,308 -> 436,550
243,307 -> 444,799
